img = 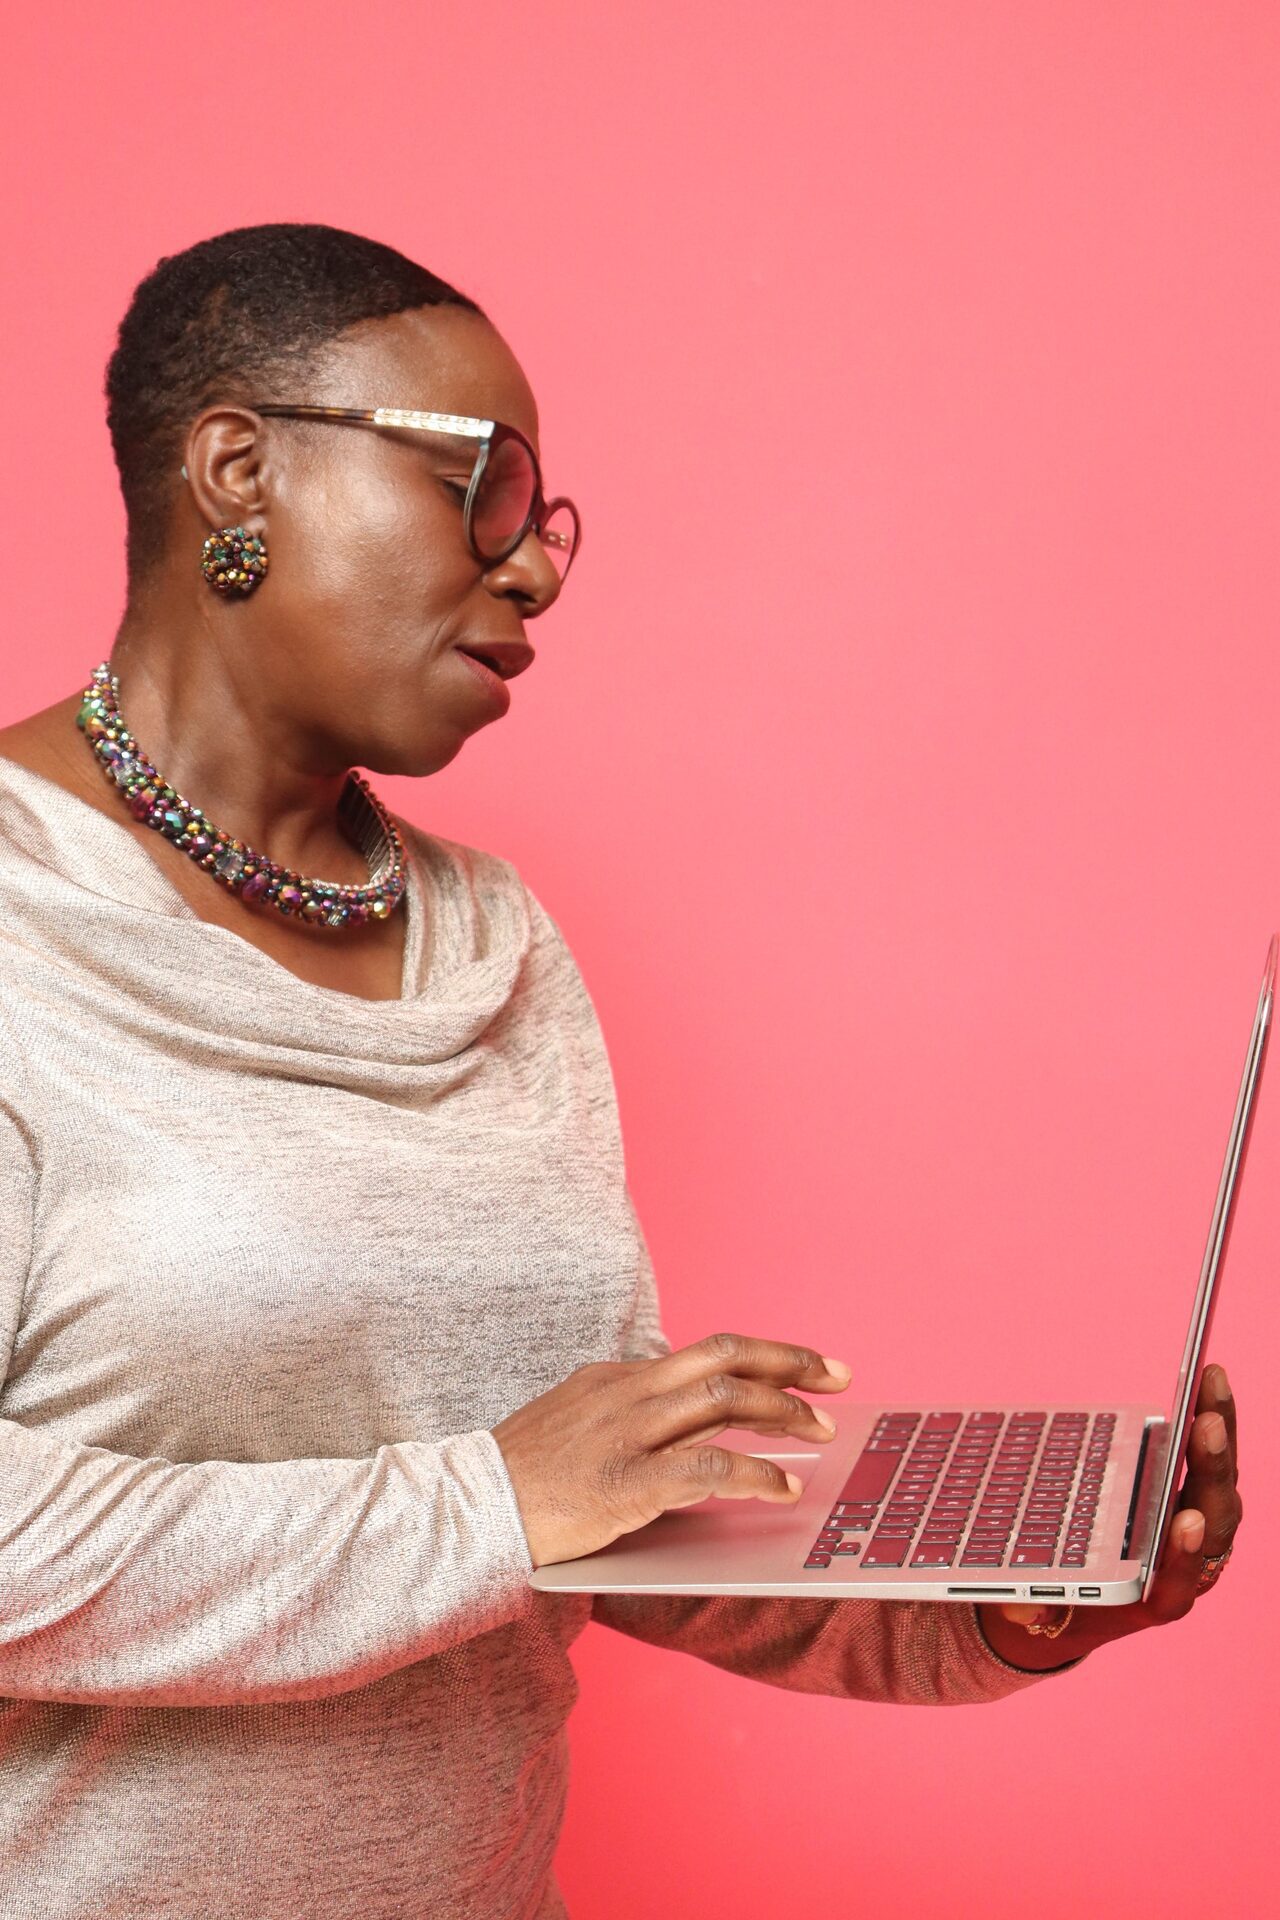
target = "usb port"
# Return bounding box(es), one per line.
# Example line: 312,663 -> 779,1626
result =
1029,1585 -> 1066,1598
1078,1585 -> 1102,1598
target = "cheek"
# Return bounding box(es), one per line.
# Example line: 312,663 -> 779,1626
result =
280,463 -> 474,626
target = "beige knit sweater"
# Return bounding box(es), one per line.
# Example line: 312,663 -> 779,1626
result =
0,755 -> 1052,1919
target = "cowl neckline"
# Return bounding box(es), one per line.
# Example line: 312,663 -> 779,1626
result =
0,754 -> 533,1084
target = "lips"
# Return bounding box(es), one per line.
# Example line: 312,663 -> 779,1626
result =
453,646 -> 514,713
452,638 -> 535,682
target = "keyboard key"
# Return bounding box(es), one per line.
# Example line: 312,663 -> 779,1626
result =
863,1535 -> 914,1567
911,1549 -> 955,1567
1012,1547 -> 1056,1566
805,1553 -> 832,1568
961,1551 -> 1007,1566
840,1451 -> 902,1505
835,1540 -> 861,1555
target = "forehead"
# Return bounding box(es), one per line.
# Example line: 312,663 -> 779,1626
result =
315,307 -> 540,449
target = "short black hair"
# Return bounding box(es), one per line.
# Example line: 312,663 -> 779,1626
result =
105,222 -> 484,577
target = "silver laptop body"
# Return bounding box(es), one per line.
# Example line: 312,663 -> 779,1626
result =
532,940 -> 1274,1609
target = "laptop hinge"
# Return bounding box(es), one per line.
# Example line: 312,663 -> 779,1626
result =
1121,1417 -> 1162,1559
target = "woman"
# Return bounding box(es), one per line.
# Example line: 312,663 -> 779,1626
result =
0,224 -> 1241,1920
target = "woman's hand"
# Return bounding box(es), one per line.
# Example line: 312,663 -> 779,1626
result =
492,1333 -> 849,1567
979,1362 -> 1242,1671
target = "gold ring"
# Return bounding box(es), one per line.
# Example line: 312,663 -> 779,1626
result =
1026,1604 -> 1075,1639
1196,1545 -> 1233,1593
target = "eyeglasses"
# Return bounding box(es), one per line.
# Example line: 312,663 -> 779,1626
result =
250,404 -> 581,582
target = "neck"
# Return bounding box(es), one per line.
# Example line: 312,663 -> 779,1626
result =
108,601 -> 369,886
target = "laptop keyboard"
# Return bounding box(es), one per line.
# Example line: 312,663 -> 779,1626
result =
804,1410 -> 1116,1570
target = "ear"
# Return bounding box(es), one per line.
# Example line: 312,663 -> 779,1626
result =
182,406 -> 269,532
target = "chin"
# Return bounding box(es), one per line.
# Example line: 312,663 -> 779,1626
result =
358,723 -> 477,782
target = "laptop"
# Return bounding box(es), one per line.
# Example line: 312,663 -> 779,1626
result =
532,938 -> 1275,1609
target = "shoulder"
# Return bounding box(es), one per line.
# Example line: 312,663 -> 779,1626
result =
393,816 -> 572,964
395,816 -> 527,916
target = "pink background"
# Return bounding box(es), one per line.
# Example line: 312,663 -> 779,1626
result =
3,4 -> 1277,1914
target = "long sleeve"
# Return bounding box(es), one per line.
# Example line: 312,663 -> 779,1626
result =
593,1219 -> 1063,1704
0,1058 -> 534,1711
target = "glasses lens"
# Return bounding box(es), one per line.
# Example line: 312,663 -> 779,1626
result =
471,436 -> 537,560
539,500 -> 579,582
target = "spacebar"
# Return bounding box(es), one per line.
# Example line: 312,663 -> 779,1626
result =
839,1450 -> 899,1505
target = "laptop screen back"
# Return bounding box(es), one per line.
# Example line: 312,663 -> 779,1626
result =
1140,937 -> 1275,1599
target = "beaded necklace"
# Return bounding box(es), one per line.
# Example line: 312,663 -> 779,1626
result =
76,662 -> 408,930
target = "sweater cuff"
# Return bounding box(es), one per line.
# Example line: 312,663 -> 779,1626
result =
963,1602 -> 1085,1691
395,1427 -> 535,1641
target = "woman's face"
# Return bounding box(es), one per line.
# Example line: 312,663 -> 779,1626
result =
191,306 -> 565,779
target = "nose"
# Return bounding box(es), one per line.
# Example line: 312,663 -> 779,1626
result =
481,526 -> 563,616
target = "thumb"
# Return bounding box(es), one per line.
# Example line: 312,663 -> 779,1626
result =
1000,1603 -> 1059,1629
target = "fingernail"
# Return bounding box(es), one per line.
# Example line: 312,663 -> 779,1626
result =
1183,1512 -> 1206,1552
1206,1415 -> 1228,1453
784,1471 -> 803,1496
1213,1366 -> 1232,1401
812,1408 -> 837,1436
821,1357 -> 851,1386
1000,1604 -> 1042,1628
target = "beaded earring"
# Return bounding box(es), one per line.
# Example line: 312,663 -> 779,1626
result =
200,525 -> 270,596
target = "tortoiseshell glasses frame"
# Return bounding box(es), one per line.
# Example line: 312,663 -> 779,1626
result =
250,405 -> 581,580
